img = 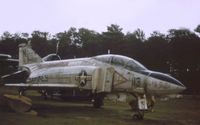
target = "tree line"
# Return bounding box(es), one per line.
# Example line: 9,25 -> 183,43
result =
0,24 -> 200,94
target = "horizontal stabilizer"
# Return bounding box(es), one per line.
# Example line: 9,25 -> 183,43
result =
0,54 -> 11,59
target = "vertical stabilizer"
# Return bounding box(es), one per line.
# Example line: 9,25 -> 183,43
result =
19,43 -> 42,66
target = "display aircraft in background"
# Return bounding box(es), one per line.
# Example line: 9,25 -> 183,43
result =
0,53 -> 60,77
0,54 -> 18,77
1,43 -> 186,119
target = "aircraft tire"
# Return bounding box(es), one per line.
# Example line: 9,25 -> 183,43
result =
133,114 -> 143,120
93,97 -> 103,108
18,88 -> 25,96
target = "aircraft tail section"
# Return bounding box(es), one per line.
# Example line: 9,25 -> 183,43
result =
19,43 -> 42,66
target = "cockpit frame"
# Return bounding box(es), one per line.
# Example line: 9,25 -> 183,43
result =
93,54 -> 147,71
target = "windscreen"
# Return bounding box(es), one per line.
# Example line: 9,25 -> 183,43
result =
93,54 -> 147,71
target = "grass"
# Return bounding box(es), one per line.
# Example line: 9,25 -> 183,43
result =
0,87 -> 200,125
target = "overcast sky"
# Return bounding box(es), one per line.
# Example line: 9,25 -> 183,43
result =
0,0 -> 199,37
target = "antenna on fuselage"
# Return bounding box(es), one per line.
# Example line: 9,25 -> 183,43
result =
56,41 -> 60,55
108,49 -> 110,54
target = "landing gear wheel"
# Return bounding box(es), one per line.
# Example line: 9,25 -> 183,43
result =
18,88 -> 25,96
133,114 -> 143,120
93,97 -> 103,108
92,93 -> 105,108
41,89 -> 48,100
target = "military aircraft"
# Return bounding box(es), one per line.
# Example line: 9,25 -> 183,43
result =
1,43 -> 186,119
0,54 -> 18,77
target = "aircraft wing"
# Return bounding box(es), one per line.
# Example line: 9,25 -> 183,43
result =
5,83 -> 78,88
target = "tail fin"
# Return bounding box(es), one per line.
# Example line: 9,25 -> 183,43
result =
19,43 -> 42,66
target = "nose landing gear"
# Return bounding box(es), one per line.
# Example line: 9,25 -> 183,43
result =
129,94 -> 148,120
133,111 -> 144,120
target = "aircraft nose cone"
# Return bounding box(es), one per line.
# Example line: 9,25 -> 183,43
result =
179,84 -> 186,91
175,83 -> 186,94
149,71 -> 186,92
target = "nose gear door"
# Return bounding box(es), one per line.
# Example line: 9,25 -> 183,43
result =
132,76 -> 145,94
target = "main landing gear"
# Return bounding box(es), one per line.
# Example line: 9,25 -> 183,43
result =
18,88 -> 25,96
41,89 -> 48,100
92,93 -> 105,108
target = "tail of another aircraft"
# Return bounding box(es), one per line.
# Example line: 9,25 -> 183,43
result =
19,43 -> 42,66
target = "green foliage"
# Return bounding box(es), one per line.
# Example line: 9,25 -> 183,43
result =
0,24 -> 200,94
144,31 -> 168,72
194,24 -> 200,34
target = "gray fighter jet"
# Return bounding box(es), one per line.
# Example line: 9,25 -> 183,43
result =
1,43 -> 186,119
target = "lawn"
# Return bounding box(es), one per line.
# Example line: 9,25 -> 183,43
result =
0,87 -> 200,125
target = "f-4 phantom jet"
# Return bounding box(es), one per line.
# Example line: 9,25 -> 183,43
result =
1,43 -> 186,119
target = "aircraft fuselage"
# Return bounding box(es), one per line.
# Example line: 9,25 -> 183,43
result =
18,55 -> 185,97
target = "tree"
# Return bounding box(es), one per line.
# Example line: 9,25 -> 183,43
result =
123,29 -> 146,61
167,28 -> 200,93
167,28 -> 200,71
55,28 -> 81,58
78,28 -> 101,56
194,24 -> 200,34
31,31 -> 50,57
1,31 -> 12,40
101,24 -> 124,54
144,31 -> 168,72
133,28 -> 145,42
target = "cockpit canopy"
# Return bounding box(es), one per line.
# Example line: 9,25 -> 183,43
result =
93,54 -> 147,71
42,54 -> 61,62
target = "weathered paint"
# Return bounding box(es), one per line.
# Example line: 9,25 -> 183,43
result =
6,44 -> 186,98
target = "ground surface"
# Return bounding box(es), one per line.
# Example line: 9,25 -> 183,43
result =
0,87 -> 200,125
